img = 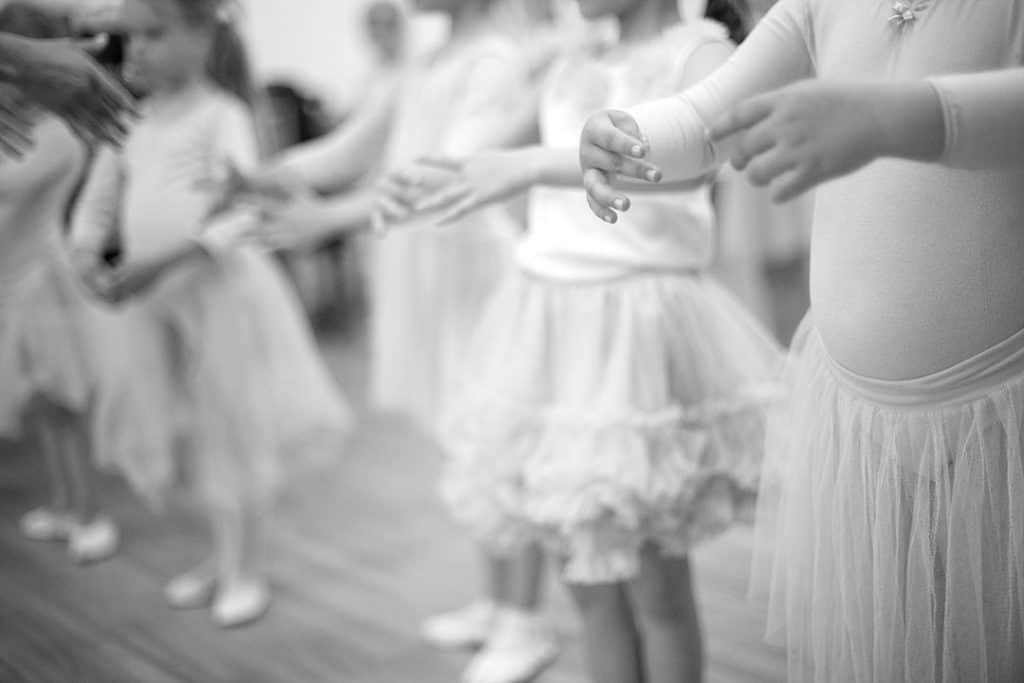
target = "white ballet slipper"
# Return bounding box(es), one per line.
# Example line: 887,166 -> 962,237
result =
462,610 -> 559,683
211,578 -> 271,628
421,600 -> 498,649
165,568 -> 218,609
20,508 -> 74,542
68,516 -> 119,564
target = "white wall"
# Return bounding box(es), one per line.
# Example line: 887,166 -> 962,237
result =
241,0 -> 446,111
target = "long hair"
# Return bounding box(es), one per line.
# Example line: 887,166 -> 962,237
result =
705,0 -> 750,44
167,0 -> 254,106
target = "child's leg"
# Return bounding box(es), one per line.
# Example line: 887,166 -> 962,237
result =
464,543 -> 559,683
57,406 -> 118,563
422,549 -> 513,648
19,402 -> 75,541
625,545 -> 704,683
208,503 -> 270,627
567,581 -> 644,683
60,409 -> 100,522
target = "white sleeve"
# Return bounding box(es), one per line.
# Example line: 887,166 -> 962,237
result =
928,68 -> 1024,170
625,0 -> 815,181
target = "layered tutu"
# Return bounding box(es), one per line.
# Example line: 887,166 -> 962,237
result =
95,248 -> 353,511
442,270 -> 783,583
0,248 -> 105,437
752,317 -> 1024,683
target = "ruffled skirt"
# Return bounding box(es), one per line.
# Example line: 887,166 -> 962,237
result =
95,248 -> 354,511
442,269 -> 783,583
753,317 -> 1024,683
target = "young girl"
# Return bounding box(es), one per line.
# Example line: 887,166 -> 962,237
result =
70,0 -> 353,628
579,1 -> 1024,681
410,1 -> 781,682
210,0 -> 558,676
0,1 -> 118,565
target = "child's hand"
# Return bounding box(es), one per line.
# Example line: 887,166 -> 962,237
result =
711,80 -> 888,202
374,162 -> 460,224
250,193 -> 336,251
412,149 -> 540,224
199,161 -> 306,220
579,109 -> 662,223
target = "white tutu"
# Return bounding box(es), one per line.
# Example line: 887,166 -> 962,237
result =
95,248 -> 354,511
0,249 -> 105,436
753,316 -> 1024,683
442,269 -> 783,583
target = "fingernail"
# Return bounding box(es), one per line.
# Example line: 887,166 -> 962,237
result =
614,198 -> 627,211
630,145 -> 644,157
646,170 -> 661,182
603,213 -> 615,223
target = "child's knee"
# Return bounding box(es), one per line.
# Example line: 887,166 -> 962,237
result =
629,552 -> 696,628
567,581 -> 627,617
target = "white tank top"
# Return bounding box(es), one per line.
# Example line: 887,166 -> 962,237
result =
517,20 -> 732,282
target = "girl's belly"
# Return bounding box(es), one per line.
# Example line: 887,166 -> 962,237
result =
809,161 -> 1024,380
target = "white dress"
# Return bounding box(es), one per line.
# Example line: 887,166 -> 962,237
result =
0,116 -> 101,437
367,31 -> 529,433
71,89 -> 353,511
441,22 -> 784,584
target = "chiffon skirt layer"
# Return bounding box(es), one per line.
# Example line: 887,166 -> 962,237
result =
368,210 -> 517,433
442,269 -> 784,584
0,249 -> 107,437
753,316 -> 1024,683
95,248 -> 353,512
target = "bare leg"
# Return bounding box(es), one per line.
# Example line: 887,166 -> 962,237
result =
29,404 -> 71,513
626,546 -> 704,683
58,409 -> 100,523
567,581 -> 644,683
209,504 -> 270,627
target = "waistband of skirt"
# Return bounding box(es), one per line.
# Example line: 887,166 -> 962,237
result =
817,324 -> 1024,409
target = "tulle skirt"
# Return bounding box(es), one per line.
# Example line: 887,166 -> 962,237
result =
753,316 -> 1024,683
368,211 -> 517,433
442,269 -> 784,584
0,250 -> 104,436
95,248 -> 353,511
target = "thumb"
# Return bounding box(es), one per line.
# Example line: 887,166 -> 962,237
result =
607,110 -> 643,140
74,33 -> 110,56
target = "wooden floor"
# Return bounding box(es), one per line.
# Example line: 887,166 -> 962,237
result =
0,331 -> 786,683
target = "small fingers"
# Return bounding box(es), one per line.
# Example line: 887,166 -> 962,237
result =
415,184 -> 472,214
768,166 -> 812,203
582,168 -> 621,223
416,155 -> 463,173
709,94 -> 775,142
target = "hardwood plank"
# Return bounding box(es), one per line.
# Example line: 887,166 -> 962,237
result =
0,332 -> 786,683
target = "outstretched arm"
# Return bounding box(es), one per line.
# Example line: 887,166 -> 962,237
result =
579,0 -> 815,220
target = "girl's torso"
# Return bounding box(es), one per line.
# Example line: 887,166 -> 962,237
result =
802,0 -> 1024,378
518,21 -> 731,282
119,91 -> 251,262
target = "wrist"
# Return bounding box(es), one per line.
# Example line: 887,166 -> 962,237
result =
872,82 -> 945,162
